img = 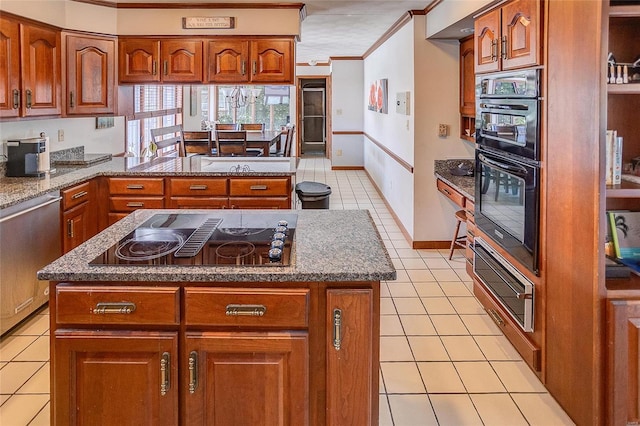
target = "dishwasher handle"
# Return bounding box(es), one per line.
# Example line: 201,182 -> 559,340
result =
0,194 -> 62,223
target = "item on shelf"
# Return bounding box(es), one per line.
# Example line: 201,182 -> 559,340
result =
606,129 -> 621,184
608,210 -> 640,261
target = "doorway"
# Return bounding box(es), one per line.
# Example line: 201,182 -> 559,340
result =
298,78 -> 328,157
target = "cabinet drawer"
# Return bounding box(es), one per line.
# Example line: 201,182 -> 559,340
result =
184,287 -> 309,328
110,197 -> 164,212
229,197 -> 290,209
229,178 -> 290,196
108,177 -> 164,195
437,179 -> 465,207
56,285 -> 180,325
168,197 -> 229,209
62,181 -> 93,210
170,178 -> 227,196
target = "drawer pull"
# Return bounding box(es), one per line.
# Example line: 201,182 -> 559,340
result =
440,188 -> 451,196
225,304 -> 266,317
71,190 -> 88,200
126,184 -> 144,190
92,302 -> 137,315
189,185 -> 208,190
333,308 -> 342,351
160,352 -> 170,396
67,219 -> 74,238
126,202 -> 144,208
188,351 -> 198,394
250,185 -> 268,190
487,308 -> 505,327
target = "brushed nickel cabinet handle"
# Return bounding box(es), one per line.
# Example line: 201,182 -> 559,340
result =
188,351 -> 198,394
225,304 -> 266,316
491,39 -> 498,62
69,91 -> 74,108
126,184 -> 145,190
440,188 -> 451,196
487,309 -> 505,327
160,352 -> 170,396
252,60 -> 257,75
250,185 -> 268,190
92,302 -> 137,315
501,35 -> 507,60
241,60 -> 246,76
163,60 -> 168,76
189,185 -> 208,190
333,308 -> 342,351
126,202 -> 144,208
152,60 -> 157,76
25,89 -> 32,109
67,219 -> 74,238
71,190 -> 88,200
12,89 -> 19,109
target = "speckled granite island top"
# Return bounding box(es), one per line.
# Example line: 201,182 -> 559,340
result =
0,156 -> 297,209
434,158 -> 475,201
38,209 -> 396,283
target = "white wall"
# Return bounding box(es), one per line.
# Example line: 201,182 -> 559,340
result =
0,117 -> 125,155
363,20 -> 416,235
331,60 -> 364,167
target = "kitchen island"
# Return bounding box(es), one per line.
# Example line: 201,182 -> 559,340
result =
39,208 -> 395,426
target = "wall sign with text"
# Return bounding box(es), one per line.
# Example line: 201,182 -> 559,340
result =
182,16 -> 235,29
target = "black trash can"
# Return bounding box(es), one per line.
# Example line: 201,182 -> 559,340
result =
295,181 -> 332,209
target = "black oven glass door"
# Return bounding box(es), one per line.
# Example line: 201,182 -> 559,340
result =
473,237 -> 534,332
477,98 -> 539,161
475,148 -> 540,275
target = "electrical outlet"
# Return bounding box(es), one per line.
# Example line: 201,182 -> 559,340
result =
438,124 -> 448,137
57,129 -> 64,142
336,149 -> 343,156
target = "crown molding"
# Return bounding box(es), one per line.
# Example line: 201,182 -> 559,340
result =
70,0 -> 304,10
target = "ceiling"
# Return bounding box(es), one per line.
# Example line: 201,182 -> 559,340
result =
97,0 -> 437,64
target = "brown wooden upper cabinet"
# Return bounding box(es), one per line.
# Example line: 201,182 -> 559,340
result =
119,38 -> 204,84
207,38 -> 294,84
64,33 -> 116,115
0,16 -> 61,118
474,0 -> 541,74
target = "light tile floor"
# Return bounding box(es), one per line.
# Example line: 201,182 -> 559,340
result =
0,157 -> 575,425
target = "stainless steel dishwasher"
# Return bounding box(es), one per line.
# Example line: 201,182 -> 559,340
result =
1,191 -> 61,335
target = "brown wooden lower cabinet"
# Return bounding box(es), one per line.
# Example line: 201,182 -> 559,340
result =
607,298 -> 640,425
53,330 -> 179,425
51,282 -> 379,426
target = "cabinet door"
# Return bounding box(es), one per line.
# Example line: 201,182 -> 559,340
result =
249,39 -> 293,83
501,0 -> 540,70
62,202 -> 90,253
53,330 -> 178,426
326,289 -> 376,426
119,39 -> 160,83
20,23 -> 61,117
184,331 -> 308,426
65,34 -> 115,115
608,299 -> 640,425
459,35 -> 475,116
474,9 -> 501,73
206,40 -> 249,83
0,17 -> 20,118
161,40 -> 203,83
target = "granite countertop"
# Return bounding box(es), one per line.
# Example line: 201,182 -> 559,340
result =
0,156 -> 297,210
434,159 -> 475,201
37,209 -> 397,283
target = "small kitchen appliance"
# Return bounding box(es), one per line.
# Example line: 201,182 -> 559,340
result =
90,212 -> 298,267
6,136 -> 51,177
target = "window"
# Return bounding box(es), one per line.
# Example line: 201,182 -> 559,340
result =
200,85 -> 291,131
126,85 -> 183,155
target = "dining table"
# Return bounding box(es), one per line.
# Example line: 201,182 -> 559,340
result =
196,129 -> 282,157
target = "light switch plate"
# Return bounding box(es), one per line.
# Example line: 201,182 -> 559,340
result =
438,124 -> 449,137
396,92 -> 410,115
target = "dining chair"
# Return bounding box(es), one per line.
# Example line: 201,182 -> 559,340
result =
215,123 -> 239,131
273,124 -> 295,157
215,130 -> 262,157
150,125 -> 185,157
240,123 -> 265,132
183,130 -> 215,156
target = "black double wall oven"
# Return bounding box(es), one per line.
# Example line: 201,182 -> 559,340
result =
473,68 -> 541,332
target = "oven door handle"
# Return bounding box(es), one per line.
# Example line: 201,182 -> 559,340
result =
478,153 -> 528,177
479,102 -> 529,111
470,242 -> 532,300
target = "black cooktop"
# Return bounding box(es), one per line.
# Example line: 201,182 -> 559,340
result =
89,212 -> 297,267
